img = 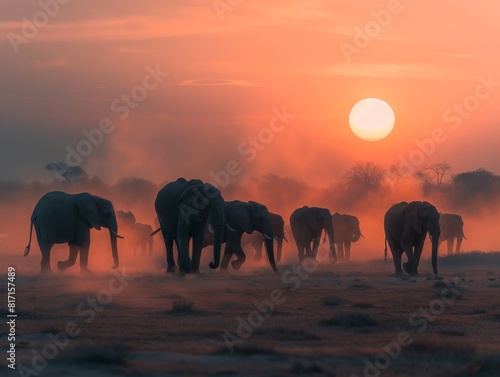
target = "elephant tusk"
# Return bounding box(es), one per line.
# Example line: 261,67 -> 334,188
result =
360,233 -> 364,238
226,223 -> 237,232
110,230 -> 125,239
208,223 -> 214,234
283,236 -> 289,242
264,234 -> 273,240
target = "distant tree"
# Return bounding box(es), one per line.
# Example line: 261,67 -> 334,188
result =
415,162 -> 452,189
344,162 -> 386,191
451,168 -> 496,197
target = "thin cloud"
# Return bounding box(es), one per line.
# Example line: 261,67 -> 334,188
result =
174,79 -> 267,87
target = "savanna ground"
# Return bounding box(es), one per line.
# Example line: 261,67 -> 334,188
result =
1,250 -> 500,377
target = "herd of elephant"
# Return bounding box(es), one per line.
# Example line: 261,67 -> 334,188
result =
23,178 -> 467,276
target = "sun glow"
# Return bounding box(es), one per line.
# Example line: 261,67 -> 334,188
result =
349,98 -> 395,141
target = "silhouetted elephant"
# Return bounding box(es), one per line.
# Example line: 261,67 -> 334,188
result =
116,211 -> 154,256
439,213 -> 466,255
332,213 -> 362,261
243,212 -> 287,263
154,178 -> 225,274
130,223 -> 154,255
290,206 -> 336,263
24,191 -> 122,273
384,201 -> 440,275
204,201 -> 279,273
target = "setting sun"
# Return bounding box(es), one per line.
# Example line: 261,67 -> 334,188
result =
349,98 -> 395,141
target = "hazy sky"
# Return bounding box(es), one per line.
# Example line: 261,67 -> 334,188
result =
1,0 -> 499,185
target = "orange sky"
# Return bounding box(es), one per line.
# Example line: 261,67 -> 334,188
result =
1,0 -> 499,185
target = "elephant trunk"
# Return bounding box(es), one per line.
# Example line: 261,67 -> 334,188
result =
325,221 -> 336,263
263,232 -> 279,274
430,229 -> 440,275
208,201 -> 224,269
109,232 -> 119,269
455,236 -> 463,254
276,239 -> 283,263
108,216 -> 120,269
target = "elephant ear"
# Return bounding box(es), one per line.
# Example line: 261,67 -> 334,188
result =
228,202 -> 254,234
77,194 -> 101,230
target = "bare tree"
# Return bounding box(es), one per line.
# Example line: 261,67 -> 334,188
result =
415,162 -> 452,188
344,161 -> 386,190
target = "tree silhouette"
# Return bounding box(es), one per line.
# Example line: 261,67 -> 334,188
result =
415,162 -> 452,189
344,161 -> 386,191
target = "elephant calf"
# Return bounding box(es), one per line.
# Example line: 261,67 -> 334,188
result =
25,191 -> 123,274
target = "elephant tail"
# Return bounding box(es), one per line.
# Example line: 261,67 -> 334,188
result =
463,234 -> 467,240
149,227 -> 161,236
384,238 -> 387,263
24,220 -> 34,256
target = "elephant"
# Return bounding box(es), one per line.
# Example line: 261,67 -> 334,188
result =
116,211 -> 154,255
332,213 -> 362,261
130,223 -> 154,255
116,210 -> 136,228
24,191 -> 122,274
384,201 -> 440,275
203,201 -> 279,273
439,213 -> 466,254
154,178 -> 225,274
243,212 -> 287,263
290,206 -> 336,263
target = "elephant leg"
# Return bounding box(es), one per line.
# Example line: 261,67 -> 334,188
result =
220,242 -> 233,270
311,238 -> 319,259
386,238 -> 403,275
161,229 -> 176,273
79,244 -> 92,274
345,241 -> 351,261
253,241 -> 263,261
447,239 -> 453,255
455,236 -> 462,254
176,237 -> 191,274
409,238 -> 425,275
190,224 -> 204,274
296,245 -> 305,262
228,232 -> 246,270
58,244 -> 79,273
40,244 -> 54,273
337,243 -> 344,260
304,241 -> 314,260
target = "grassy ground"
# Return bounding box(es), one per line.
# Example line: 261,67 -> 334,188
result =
1,253 -> 500,376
